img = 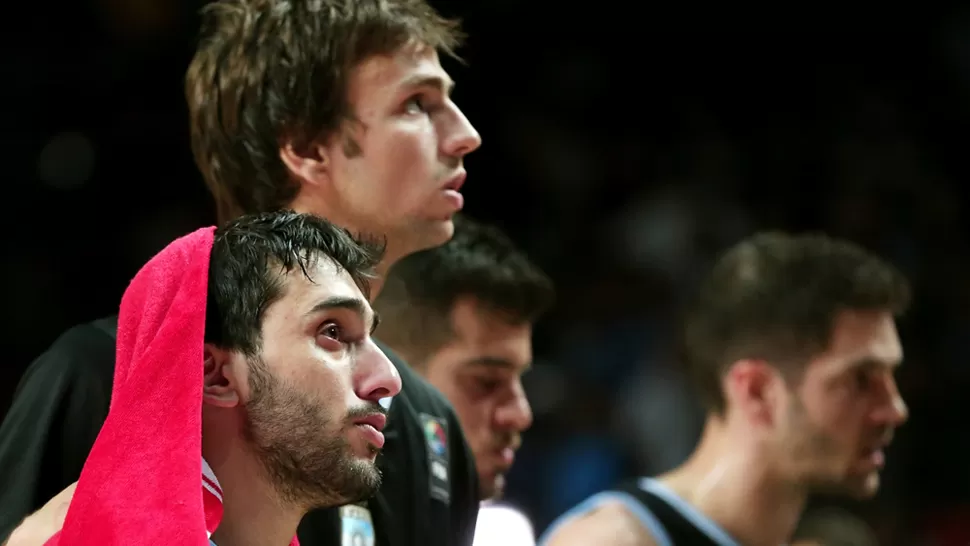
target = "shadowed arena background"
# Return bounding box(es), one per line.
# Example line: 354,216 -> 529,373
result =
3,1 -> 970,543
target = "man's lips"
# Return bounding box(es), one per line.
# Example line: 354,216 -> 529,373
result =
443,170 -> 466,191
354,413 -> 387,431
354,413 -> 387,449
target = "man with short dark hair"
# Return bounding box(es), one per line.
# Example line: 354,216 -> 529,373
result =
50,211 -> 403,546
541,232 -> 911,546
376,215 -> 555,501
0,0 -> 482,544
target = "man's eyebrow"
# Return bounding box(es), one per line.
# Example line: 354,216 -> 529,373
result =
305,295 -> 379,334
843,356 -> 903,372
399,73 -> 455,96
462,357 -> 532,372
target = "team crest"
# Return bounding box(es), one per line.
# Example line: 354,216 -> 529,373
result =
340,504 -> 375,546
419,413 -> 451,504
422,416 -> 448,456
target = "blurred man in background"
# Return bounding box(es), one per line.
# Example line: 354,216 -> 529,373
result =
541,232 -> 911,546
375,215 -> 554,545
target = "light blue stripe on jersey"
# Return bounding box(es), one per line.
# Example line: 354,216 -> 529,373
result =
537,490 -> 673,546
637,478 -> 741,546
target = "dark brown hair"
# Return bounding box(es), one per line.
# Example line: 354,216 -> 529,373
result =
375,215 -> 555,365
682,231 -> 911,414
185,0 -> 463,223
205,210 -> 384,356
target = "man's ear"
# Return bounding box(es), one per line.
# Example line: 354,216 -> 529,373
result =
724,359 -> 781,427
203,343 -> 241,408
279,137 -> 330,190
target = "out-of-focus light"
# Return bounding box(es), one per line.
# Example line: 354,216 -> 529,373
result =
473,504 -> 535,546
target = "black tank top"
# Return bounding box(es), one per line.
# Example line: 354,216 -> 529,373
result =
614,478 -> 735,546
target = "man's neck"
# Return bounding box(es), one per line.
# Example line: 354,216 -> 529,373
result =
370,258 -> 391,300
203,432 -> 303,546
287,199 -> 400,300
659,417 -> 807,546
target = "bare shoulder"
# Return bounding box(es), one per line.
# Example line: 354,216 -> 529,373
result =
542,500 -> 659,546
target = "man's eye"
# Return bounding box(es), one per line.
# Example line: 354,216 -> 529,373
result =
404,96 -> 426,115
853,368 -> 872,391
320,322 -> 341,340
476,378 -> 501,392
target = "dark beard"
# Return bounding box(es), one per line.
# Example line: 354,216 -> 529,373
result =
241,359 -> 383,509
784,396 -> 883,497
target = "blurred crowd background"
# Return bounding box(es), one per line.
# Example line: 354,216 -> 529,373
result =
4,1 -> 970,544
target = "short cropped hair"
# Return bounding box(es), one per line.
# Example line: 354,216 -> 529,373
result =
186,0 -> 464,223
375,215 -> 555,364
205,210 -> 383,355
682,231 -> 911,414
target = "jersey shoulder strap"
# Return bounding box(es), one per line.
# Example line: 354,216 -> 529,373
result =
614,478 -> 740,546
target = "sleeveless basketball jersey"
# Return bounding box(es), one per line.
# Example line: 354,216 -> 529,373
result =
538,478 -> 741,546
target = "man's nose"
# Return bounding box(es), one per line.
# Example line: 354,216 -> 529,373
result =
354,342 -> 402,402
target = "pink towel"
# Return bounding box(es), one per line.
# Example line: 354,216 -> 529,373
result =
46,227 -> 297,546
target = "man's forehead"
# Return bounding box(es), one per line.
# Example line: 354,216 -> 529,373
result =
352,44 -> 451,92
831,310 -> 900,353
810,310 -> 903,373
450,310 -> 534,371
462,354 -> 532,375
281,258 -> 366,306
451,299 -> 531,338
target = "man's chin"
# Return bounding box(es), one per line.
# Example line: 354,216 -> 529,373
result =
345,459 -> 384,500
337,485 -> 381,507
850,471 -> 881,499
479,473 -> 505,501
418,215 -> 456,244
296,457 -> 383,510
812,471 -> 881,500
350,441 -> 382,461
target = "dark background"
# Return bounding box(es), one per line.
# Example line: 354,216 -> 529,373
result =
3,1 -> 970,544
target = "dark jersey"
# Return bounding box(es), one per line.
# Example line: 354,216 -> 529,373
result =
0,316 -> 479,546
539,478 -> 740,546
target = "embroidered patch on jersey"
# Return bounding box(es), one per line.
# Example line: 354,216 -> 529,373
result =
419,413 -> 451,504
340,504 -> 375,546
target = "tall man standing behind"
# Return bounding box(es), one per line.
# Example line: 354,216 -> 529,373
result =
0,1 -> 482,546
